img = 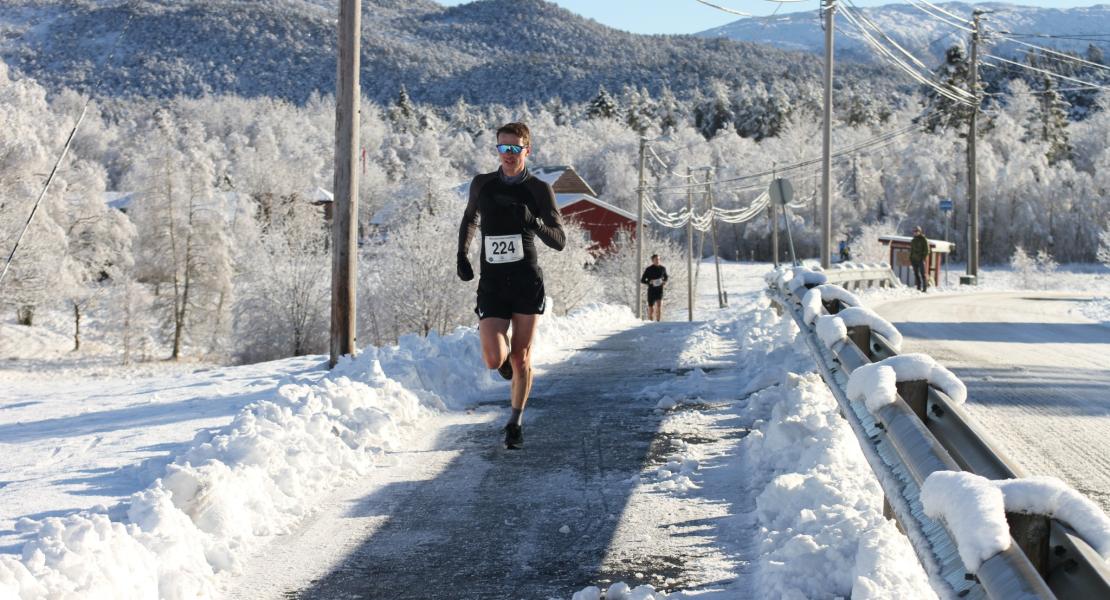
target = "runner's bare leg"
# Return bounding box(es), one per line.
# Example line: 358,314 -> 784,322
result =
509,313 -> 540,410
479,318 -> 511,369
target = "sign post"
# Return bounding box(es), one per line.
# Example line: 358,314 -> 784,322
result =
769,178 -> 798,266
940,198 -> 953,287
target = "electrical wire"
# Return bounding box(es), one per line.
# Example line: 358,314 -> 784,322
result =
911,0 -> 974,27
692,0 -> 751,17
839,3 -> 975,105
843,0 -> 930,69
990,34 -> 1110,73
647,119 -> 927,194
904,0 -> 975,33
983,54 -> 1110,92
0,1 -> 140,293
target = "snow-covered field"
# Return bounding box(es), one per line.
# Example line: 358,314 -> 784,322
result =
3,259 -> 1107,598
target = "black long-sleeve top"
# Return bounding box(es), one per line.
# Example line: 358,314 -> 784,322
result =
457,171 -> 566,276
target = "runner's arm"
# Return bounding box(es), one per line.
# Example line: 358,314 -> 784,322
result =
531,182 -> 566,251
641,269 -> 651,285
457,176 -> 482,257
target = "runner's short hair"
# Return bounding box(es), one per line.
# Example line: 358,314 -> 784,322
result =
651,254 -> 659,260
496,122 -> 531,147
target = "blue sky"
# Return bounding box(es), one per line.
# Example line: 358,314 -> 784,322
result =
434,1 -> 1099,34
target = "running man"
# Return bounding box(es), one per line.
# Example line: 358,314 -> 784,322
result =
640,254 -> 669,322
457,122 -> 566,449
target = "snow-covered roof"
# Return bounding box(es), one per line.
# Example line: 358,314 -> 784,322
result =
310,187 -> 334,203
556,193 -> 636,222
104,191 -> 136,211
878,235 -> 955,253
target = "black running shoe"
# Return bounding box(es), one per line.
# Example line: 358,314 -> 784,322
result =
497,357 -> 513,380
503,423 -> 524,449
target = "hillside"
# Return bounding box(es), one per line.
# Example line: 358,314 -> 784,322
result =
0,0 -> 897,105
699,2 -> 1110,66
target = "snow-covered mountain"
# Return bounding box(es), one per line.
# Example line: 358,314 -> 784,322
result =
0,0 -> 897,105
699,2 -> 1110,66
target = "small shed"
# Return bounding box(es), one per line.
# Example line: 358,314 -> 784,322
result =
531,166 -> 635,252
879,235 -> 955,288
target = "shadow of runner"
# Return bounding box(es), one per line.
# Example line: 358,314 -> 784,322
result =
292,322 -> 722,599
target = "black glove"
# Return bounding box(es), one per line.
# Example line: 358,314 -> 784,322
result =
517,203 -> 540,230
457,253 -> 474,281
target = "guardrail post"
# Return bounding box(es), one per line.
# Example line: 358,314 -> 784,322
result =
896,380 -> 929,423
1010,513 -> 1051,578
846,325 -> 872,360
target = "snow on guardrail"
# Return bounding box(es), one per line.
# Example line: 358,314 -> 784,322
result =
766,263 -> 1110,598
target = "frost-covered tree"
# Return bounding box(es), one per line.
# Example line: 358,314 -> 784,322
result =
922,45 -> 972,134
623,85 -> 657,136
535,220 -> 600,316
59,169 -> 135,350
233,198 -> 329,362
586,85 -> 621,121
1027,74 -> 1073,165
125,115 -> 232,360
1098,227 -> 1110,267
361,190 -> 473,344
694,80 -> 734,139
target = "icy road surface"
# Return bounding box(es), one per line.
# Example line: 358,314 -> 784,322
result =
873,291 -> 1110,514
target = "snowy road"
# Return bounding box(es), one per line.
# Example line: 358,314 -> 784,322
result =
873,291 -> 1110,514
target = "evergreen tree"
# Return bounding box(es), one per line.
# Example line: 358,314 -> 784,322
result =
586,85 -> 620,120
1086,43 -> 1105,66
694,80 -> 734,139
656,85 -> 682,136
922,45 -> 972,134
623,85 -> 657,135
388,84 -> 420,132
1033,74 -> 1073,164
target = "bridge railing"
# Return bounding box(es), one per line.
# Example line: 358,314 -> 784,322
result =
765,263 -> 1110,600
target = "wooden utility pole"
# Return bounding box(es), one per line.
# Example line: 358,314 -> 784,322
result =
707,169 -> 725,308
686,166 -> 694,322
330,0 -> 360,368
821,0 -> 836,269
771,165 -> 780,267
965,10 -> 983,284
636,137 -> 646,319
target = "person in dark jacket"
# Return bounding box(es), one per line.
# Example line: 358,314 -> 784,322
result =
640,254 -> 669,322
909,226 -> 931,292
457,122 -> 566,449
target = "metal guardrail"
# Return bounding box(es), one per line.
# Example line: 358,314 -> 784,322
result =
766,265 -> 1110,600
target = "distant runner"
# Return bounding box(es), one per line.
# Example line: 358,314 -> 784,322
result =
457,122 -> 566,449
910,226 -> 931,292
640,254 -> 669,322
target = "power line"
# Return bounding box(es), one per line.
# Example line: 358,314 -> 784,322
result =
990,33 -> 1110,74
691,0 -> 751,17
647,119 -> 926,194
0,1 -> 141,293
906,0 -> 975,33
983,54 -> 1110,92
839,2 -> 975,106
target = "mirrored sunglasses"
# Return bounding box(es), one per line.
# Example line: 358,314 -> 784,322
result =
496,144 -> 526,155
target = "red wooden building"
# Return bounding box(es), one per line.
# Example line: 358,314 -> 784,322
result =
531,166 -> 636,252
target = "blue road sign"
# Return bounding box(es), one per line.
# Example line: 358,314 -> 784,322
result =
939,198 -> 953,212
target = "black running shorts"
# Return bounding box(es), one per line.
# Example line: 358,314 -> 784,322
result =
647,285 -> 664,306
475,268 -> 546,320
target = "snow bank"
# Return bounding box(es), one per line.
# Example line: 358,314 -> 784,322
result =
0,305 -> 629,600
921,471 -> 1011,572
802,284 -> 862,325
835,306 -> 903,351
742,373 -> 935,599
995,477 -> 1110,560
